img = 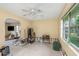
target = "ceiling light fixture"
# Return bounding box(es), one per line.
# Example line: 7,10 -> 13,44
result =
22,8 -> 43,17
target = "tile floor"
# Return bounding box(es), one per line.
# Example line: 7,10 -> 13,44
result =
10,42 -> 63,56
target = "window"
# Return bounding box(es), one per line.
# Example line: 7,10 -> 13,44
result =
63,4 -> 79,48
63,16 -> 69,41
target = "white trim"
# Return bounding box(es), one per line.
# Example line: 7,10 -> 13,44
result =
68,43 -> 79,55
63,4 -> 78,19
70,42 -> 79,50
60,20 -> 63,38
61,38 -> 79,55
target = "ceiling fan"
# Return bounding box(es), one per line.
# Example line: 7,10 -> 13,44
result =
22,4 -> 43,17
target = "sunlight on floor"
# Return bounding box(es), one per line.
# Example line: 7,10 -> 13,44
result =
10,42 -> 62,56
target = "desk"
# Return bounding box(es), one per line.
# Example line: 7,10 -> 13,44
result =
0,45 -> 5,56
0,46 -> 10,56
0,53 -> 1,56
0,45 -> 3,56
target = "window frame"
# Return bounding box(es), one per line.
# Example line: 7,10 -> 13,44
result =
62,3 -> 79,48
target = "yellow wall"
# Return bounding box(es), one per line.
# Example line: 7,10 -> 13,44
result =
32,19 -> 60,38
0,9 -> 30,43
59,3 -> 78,56
0,9 -> 60,43
0,3 -> 77,56
59,3 -> 74,18
60,37 -> 77,56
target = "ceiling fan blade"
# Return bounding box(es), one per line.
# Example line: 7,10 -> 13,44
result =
22,9 -> 29,12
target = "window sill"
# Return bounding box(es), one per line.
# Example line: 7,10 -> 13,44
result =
61,39 -> 79,56
69,42 -> 79,55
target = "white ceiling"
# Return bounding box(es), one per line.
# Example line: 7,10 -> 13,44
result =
0,3 -> 65,20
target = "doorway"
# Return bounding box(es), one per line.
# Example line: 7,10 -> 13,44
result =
27,28 -> 33,39
5,18 -> 21,40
